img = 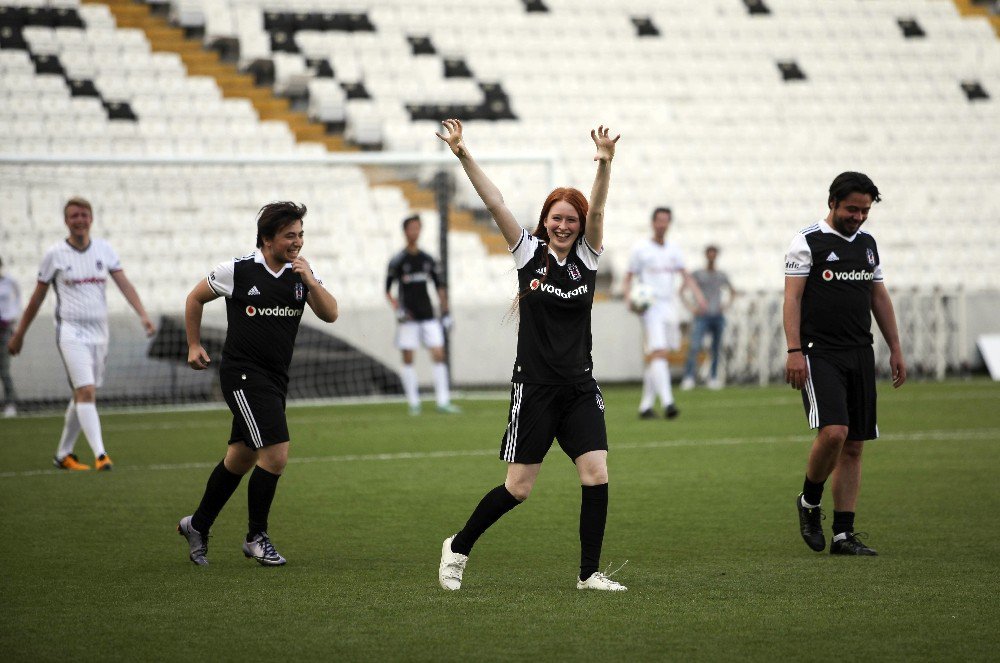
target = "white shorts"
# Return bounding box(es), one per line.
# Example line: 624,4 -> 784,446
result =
57,338 -> 108,389
642,301 -> 681,352
396,319 -> 444,351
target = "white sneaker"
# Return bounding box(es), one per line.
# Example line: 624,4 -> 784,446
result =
2,404 -> 15,418
242,532 -> 286,566
439,535 -> 468,591
577,571 -> 627,591
680,376 -> 695,391
707,378 -> 723,390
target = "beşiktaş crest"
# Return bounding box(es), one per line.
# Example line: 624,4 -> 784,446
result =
866,248 -> 876,266
294,282 -> 304,301
567,263 -> 582,281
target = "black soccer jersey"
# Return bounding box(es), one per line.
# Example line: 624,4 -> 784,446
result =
207,251 -> 314,381
385,249 -> 441,321
785,221 -> 883,352
511,230 -> 600,384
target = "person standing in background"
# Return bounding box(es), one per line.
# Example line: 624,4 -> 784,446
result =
0,255 -> 22,417
681,245 -> 736,390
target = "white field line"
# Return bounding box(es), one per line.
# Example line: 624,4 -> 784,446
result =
1,428 -> 997,480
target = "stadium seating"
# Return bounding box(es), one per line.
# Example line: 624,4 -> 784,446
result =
1,0 -> 998,318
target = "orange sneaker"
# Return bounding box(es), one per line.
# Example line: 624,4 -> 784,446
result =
53,454 -> 90,471
94,454 -> 114,471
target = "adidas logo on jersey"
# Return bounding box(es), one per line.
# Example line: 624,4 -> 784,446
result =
248,286 -> 261,296
827,252 -> 840,262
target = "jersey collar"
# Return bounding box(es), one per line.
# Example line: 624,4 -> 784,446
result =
254,249 -> 291,277
819,219 -> 859,242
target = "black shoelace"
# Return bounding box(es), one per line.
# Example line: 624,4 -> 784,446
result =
258,534 -> 277,559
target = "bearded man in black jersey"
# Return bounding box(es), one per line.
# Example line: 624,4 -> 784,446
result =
784,172 -> 906,556
177,201 -> 338,566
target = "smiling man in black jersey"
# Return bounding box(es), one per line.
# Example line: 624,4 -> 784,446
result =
784,172 -> 907,556
176,201 -> 338,566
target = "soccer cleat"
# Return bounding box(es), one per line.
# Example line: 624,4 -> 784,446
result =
638,409 -> 656,419
177,515 -> 209,566
438,535 -> 468,591
577,572 -> 627,592
797,493 -> 826,552
53,454 -> 90,471
707,378 -> 723,391
830,532 -> 878,556
436,403 -> 462,414
680,376 -> 695,391
2,403 -> 16,418
94,453 -> 113,471
242,532 -> 286,566
408,404 -> 422,416
665,404 -> 680,419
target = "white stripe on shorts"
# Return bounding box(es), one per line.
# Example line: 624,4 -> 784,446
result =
804,356 -> 819,428
234,389 -> 263,448
502,383 -> 523,462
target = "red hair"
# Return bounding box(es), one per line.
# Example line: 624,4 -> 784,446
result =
532,187 -> 589,243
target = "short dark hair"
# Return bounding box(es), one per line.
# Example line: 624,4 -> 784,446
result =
705,245 -> 719,254
256,201 -> 307,248
652,207 -> 672,220
828,172 -> 881,208
402,214 -> 421,231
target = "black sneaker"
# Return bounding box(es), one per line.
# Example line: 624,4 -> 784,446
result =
830,532 -> 878,556
796,493 -> 825,551
638,409 -> 656,419
665,404 -> 680,419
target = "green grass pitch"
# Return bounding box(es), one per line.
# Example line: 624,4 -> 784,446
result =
1,380 -> 998,661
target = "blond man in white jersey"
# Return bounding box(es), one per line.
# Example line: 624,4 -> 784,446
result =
7,198 -> 155,470
623,207 -> 705,419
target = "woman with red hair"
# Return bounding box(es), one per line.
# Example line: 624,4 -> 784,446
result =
435,119 -> 625,591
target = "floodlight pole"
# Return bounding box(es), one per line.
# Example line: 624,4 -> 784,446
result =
434,169 -> 454,381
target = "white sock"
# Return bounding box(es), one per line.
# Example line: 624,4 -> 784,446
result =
75,402 -> 106,459
800,495 -> 820,509
651,358 -> 673,407
401,365 -> 420,408
56,399 -> 81,460
432,362 -> 450,407
639,365 -> 655,411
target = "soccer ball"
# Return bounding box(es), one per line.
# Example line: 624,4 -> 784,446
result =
629,282 -> 655,313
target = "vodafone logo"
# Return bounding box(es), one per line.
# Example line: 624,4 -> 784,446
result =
245,305 -> 302,318
530,279 -> 541,290
822,269 -> 834,281
824,270 -> 874,282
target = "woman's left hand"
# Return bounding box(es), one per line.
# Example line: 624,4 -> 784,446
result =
591,125 -> 620,162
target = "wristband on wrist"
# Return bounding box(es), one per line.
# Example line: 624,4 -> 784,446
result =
787,348 -> 802,354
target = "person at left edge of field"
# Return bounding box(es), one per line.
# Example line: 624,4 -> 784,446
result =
0,255 -> 22,417
435,119 -> 627,592
385,214 -> 460,415
177,201 -> 338,567
6,198 -> 156,468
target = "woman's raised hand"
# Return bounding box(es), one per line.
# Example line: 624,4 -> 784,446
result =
435,118 -> 467,157
591,125 -> 620,162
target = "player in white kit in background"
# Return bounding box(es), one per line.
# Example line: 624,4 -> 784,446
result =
622,207 -> 705,419
6,197 -> 155,470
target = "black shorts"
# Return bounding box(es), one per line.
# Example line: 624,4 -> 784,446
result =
499,379 -> 609,464
220,366 -> 289,449
801,347 -> 877,441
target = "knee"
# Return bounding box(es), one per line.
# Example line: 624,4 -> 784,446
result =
504,479 -> 532,502
581,467 -> 609,486
818,425 -> 849,447
74,386 -> 96,403
430,347 -> 445,363
840,439 -> 864,461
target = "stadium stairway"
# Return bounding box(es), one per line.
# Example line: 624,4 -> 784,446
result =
87,0 -> 513,256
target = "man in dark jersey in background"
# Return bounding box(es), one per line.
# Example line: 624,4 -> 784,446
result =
386,214 -> 459,415
177,201 -> 338,566
784,172 -> 906,557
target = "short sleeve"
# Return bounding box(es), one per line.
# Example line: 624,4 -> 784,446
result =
310,269 -> 324,287
510,229 -> 539,270
207,259 -> 236,298
37,248 -> 58,284
784,234 -> 812,276
578,236 -> 601,271
103,241 -> 122,272
626,245 -> 642,275
672,246 -> 686,272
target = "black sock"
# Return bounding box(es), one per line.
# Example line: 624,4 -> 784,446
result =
192,461 -> 244,534
247,466 -> 281,538
802,476 -> 824,507
579,483 -> 609,581
451,485 -> 521,556
833,511 -> 855,536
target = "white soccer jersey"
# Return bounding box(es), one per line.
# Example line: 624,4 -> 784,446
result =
627,239 -> 686,302
38,238 -> 122,344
